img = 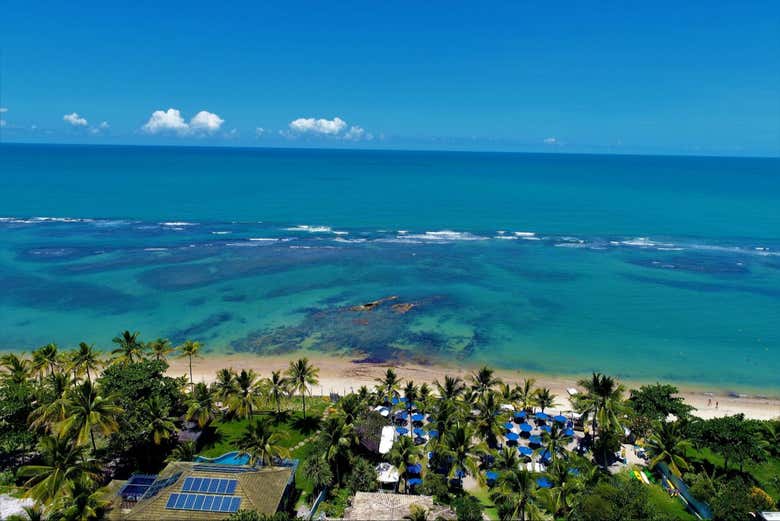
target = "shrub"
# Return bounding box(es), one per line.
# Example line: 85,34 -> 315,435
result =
346,457 -> 378,492
452,495 -> 482,521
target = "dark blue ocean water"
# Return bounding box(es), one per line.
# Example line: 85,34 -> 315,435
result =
1,144 -> 779,390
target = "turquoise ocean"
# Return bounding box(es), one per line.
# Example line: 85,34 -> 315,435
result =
1,144 -> 779,391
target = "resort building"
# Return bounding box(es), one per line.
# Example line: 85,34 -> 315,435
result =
109,461 -> 295,520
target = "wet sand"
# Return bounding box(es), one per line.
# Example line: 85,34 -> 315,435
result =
166,352 -> 780,421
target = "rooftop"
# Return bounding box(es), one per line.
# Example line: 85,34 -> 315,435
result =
343,492 -> 454,521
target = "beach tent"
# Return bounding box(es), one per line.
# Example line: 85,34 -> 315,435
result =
379,426 -> 395,454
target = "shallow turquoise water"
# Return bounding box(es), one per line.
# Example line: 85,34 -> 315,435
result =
1,144 -> 778,390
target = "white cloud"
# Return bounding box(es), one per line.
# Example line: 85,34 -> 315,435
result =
255,127 -> 266,137
0,107 -> 8,113
99,121 -> 110,129
141,108 -> 224,135
64,112 -> 88,127
189,111 -> 224,133
344,125 -> 373,141
0,119 -> 5,128
543,137 -> 557,144
289,116 -> 347,135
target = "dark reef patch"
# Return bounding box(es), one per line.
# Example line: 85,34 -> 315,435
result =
167,312 -> 234,344
623,273 -> 780,298
627,253 -> 750,275
17,246 -> 109,263
221,294 -> 247,302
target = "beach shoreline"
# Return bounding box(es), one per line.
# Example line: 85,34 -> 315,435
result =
166,351 -> 780,421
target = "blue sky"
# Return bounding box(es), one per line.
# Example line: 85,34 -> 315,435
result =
1,1 -> 779,156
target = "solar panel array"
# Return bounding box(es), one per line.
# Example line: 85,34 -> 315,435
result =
165,493 -> 241,513
181,477 -> 238,495
141,472 -> 182,500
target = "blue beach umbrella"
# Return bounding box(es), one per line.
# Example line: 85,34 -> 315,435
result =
506,432 -> 519,441
514,411 -> 527,419
412,413 -> 425,422
535,412 -> 549,421
428,429 -> 439,438
486,471 -> 499,482
564,428 -> 574,437
503,422 -> 515,431
519,423 -> 533,432
553,415 -> 567,423
536,477 -> 552,488
529,435 -> 542,446
396,427 -> 409,435
541,425 -> 552,433
408,478 -> 422,486
391,397 -> 399,405
413,428 -> 426,438
407,463 -> 422,475
540,449 -> 552,462
400,397 -> 408,402
518,446 -> 533,456
396,411 -> 409,420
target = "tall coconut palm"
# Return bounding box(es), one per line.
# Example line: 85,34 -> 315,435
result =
142,395 -> 177,445
435,375 -> 466,401
60,380 -> 123,451
166,441 -> 197,463
443,422 -> 485,483
18,435 -> 99,504
51,477 -> 110,521
403,381 -> 419,410
318,415 -> 352,484
516,378 -> 537,412
32,343 -> 60,379
29,372 -> 74,433
542,423 -> 567,464
495,446 -> 520,471
470,365 -> 500,402
185,382 -> 218,427
544,459 -> 583,519
227,369 -> 263,419
388,434 -> 421,492
574,372 -> 626,438
177,340 -> 202,392
646,421 -> 692,477
418,383 -> 433,411
0,352 -> 32,385
338,393 -> 364,426
266,370 -> 289,414
286,358 -> 319,419
211,368 -> 237,404
498,382 -> 519,405
534,388 -> 557,413
375,368 -> 402,404
110,331 -> 145,365
147,338 -> 174,363
237,421 -> 288,466
70,343 -> 101,384
474,392 -> 503,448
491,469 -> 540,521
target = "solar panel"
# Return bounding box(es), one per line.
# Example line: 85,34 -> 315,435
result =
142,472 -> 182,500
165,493 -> 241,513
181,477 -> 238,495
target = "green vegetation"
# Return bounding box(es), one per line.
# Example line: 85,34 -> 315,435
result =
0,335 -> 777,520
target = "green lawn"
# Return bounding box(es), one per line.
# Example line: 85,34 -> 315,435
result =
687,447 -> 780,503
198,397 -> 328,458
645,482 -> 697,520
469,485 -> 498,521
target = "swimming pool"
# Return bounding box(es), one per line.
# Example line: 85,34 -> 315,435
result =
194,451 -> 251,465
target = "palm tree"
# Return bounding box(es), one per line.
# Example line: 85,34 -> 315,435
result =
51,477 -> 110,521
498,382 -> 519,405
111,331 -> 145,364
177,340 -> 202,391
491,469 -> 539,521
375,368 -> 402,404
286,358 -> 319,419
418,383 -> 433,412
0,352 -> 32,385
404,505 -> 429,521
227,369 -> 263,418
443,422 -> 485,483
302,455 -> 333,495
29,372 -> 74,433
148,338 -> 174,362
542,423 -> 567,463
70,343 -> 101,384
319,415 -> 353,484
388,434 -> 421,492
166,441 -> 197,462
186,382 -> 218,427
474,392 -> 503,448
7,505 -> 45,521
143,396 -> 177,445
646,421 -> 692,477
542,459 -> 583,519
238,421 -> 288,466
516,378 -> 537,412
495,446 -> 520,471
60,380 -> 123,451
574,372 -> 626,438
763,421 -> 780,457
211,367 -> 237,403
266,370 -> 289,414
18,435 -> 99,504
470,365 -> 500,401
534,388 -> 557,413
32,343 -> 60,378
435,375 -> 466,401
338,393 -> 364,426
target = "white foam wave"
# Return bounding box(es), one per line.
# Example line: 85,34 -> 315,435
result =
211,231 -> 231,235
143,247 -> 169,251
248,237 -> 277,242
404,230 -> 488,242
284,225 -> 333,233
160,221 -> 197,227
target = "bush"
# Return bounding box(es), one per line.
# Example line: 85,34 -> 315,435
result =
420,473 -> 450,503
685,472 -> 717,504
452,495 -> 482,521
574,475 -> 663,521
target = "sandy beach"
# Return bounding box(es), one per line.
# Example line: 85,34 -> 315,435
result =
167,352 -> 780,421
